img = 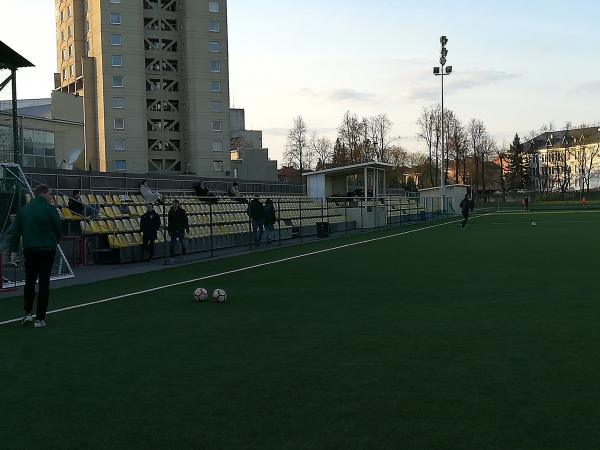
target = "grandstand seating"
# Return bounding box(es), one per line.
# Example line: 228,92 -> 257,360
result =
36,191 -> 429,264
46,191 -> 361,263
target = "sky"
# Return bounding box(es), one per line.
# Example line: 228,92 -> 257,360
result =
2,0 -> 600,166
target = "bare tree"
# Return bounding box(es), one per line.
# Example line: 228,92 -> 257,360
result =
284,116 -> 311,170
416,105 -> 440,187
309,133 -> 333,170
337,111 -> 364,164
574,142 -> 600,194
467,119 -> 486,198
445,113 -> 468,184
368,114 -> 396,163
480,132 -> 497,200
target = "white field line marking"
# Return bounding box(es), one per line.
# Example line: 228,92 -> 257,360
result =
497,210 -> 600,215
484,220 -> 589,225
0,214 -> 493,326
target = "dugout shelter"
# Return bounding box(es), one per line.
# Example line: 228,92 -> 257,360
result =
304,162 -> 393,228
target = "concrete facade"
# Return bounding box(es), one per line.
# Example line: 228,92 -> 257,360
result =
0,92 -> 84,170
229,108 -> 277,181
54,0 -> 231,177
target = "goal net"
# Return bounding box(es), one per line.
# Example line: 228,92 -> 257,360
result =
0,163 -> 74,290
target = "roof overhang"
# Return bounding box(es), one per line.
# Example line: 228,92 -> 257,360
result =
0,41 -> 34,71
303,161 -> 394,178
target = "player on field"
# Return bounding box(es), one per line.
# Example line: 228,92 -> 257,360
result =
460,193 -> 474,230
10,185 -> 62,328
522,196 -> 529,212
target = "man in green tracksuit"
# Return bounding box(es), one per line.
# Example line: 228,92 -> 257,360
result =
10,185 -> 61,328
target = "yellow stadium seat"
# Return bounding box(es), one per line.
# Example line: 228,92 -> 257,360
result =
133,233 -> 143,244
108,235 -> 120,249
117,235 -> 129,247
113,220 -> 125,232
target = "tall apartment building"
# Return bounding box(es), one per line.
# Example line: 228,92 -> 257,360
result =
54,0 -> 231,176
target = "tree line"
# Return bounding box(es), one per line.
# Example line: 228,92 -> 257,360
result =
285,109 -> 600,198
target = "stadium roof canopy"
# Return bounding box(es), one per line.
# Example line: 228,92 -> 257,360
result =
303,161 -> 394,178
0,41 -> 34,71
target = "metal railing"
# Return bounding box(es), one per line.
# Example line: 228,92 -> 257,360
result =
50,193 -> 454,264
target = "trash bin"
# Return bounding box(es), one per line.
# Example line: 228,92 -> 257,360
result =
419,211 -> 427,221
316,222 -> 330,238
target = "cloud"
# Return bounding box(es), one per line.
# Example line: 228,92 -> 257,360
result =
297,88 -> 375,102
571,81 -> 600,94
401,70 -> 522,102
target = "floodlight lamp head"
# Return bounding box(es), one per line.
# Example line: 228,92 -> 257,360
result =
441,48 -> 448,58
433,67 -> 441,75
446,66 -> 453,74
440,57 -> 447,66
440,36 -> 448,46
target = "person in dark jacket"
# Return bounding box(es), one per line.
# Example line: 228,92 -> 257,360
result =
68,190 -> 85,217
263,198 -> 277,245
168,199 -> 189,262
10,185 -> 61,328
140,204 -> 161,262
247,195 -> 265,245
460,193 -> 474,230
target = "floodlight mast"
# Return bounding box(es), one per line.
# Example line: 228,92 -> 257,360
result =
433,35 -> 453,212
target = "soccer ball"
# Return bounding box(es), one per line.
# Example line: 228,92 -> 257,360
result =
193,288 -> 208,302
532,222 -> 536,226
212,289 -> 227,303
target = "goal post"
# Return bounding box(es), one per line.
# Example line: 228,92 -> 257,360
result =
0,163 -> 74,290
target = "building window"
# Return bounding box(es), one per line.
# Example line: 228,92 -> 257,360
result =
212,141 -> 223,152
68,5 -> 72,16
61,49 -> 66,61
213,161 -> 224,172
112,97 -> 125,109
110,13 -> 121,25
86,21 -> 90,32
68,45 -> 73,58
69,65 -> 74,77
61,30 -> 65,42
114,118 -> 125,130
112,76 -> 124,87
114,139 -> 126,151
111,34 -> 122,46
210,81 -> 221,92
68,25 -> 73,37
110,0 -> 121,3
62,69 -> 67,80
209,21 -> 220,32
60,10 -> 64,22
111,55 -> 123,66
211,101 -> 222,112
115,160 -> 127,171
209,2 -> 220,13
212,121 -> 222,132
209,41 -> 220,53
210,61 -> 221,72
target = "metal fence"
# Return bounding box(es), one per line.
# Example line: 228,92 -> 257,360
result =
45,192 -> 455,265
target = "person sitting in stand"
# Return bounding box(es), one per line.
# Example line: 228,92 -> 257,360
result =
194,182 -> 218,204
228,182 -> 247,203
139,180 -> 162,204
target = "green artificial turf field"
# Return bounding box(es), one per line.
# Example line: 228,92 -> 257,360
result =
2,211 -> 600,450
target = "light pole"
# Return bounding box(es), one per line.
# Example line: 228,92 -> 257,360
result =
433,36 -> 452,209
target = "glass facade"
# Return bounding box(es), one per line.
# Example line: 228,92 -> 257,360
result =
0,126 -> 57,169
